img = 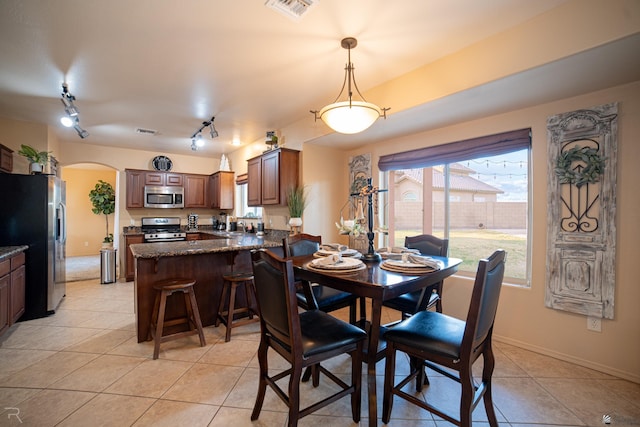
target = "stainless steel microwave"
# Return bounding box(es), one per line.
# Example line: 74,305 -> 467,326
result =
144,186 -> 184,208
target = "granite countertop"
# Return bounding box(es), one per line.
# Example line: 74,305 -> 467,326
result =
129,234 -> 281,259
0,245 -> 28,261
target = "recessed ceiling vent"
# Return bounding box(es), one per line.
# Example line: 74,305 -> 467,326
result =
135,128 -> 158,136
265,0 -> 318,21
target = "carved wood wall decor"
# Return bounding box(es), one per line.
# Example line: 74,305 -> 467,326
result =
545,103 -> 617,319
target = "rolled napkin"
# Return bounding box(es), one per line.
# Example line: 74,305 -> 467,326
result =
405,254 -> 441,269
316,253 -> 343,266
321,243 -> 348,252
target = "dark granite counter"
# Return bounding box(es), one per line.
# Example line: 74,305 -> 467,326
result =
0,245 -> 29,261
129,234 -> 281,258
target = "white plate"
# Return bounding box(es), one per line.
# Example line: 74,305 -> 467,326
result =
307,262 -> 366,274
309,256 -> 364,270
316,248 -> 359,257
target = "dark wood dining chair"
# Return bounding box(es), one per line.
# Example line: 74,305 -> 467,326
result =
382,234 -> 449,318
283,233 -> 360,324
250,249 -> 366,427
382,250 -> 506,427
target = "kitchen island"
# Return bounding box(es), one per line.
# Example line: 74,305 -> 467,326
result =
130,233 -> 283,342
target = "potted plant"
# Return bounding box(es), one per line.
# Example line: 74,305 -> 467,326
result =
89,180 -> 116,247
286,185 -> 307,233
17,144 -> 50,174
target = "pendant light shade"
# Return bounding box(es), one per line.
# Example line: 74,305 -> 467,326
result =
311,37 -> 389,134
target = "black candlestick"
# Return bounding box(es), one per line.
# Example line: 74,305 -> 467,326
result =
359,178 -> 383,263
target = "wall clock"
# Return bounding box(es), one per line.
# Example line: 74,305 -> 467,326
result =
152,155 -> 173,171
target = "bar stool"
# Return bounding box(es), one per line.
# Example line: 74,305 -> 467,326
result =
149,278 -> 206,359
215,271 -> 259,342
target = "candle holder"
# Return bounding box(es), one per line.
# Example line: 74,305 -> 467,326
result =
355,178 -> 387,263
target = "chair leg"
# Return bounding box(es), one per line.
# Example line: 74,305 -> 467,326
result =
224,283 -> 238,342
350,342 -> 363,423
382,343 -> 397,424
287,362 -> 303,427
215,281 -> 229,327
153,291 -> 168,360
311,364 -> 320,387
459,364 -> 474,427
245,281 -> 255,319
301,366 -> 312,382
349,300 -> 357,324
186,289 -> 206,347
251,339 -> 269,421
482,347 -> 499,427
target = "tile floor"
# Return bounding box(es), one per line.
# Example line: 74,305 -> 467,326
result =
1,279 -> 639,427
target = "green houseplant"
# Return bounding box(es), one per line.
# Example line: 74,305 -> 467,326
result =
17,144 -> 50,174
286,185 -> 307,232
89,180 -> 116,246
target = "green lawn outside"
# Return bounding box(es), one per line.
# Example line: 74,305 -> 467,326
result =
392,229 -> 527,280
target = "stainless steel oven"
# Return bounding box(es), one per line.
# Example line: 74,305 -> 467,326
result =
142,217 -> 186,242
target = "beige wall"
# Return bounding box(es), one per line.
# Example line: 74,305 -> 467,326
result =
61,167 -> 117,256
339,80 -> 640,383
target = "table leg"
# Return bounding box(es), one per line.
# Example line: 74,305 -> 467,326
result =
367,298 -> 383,427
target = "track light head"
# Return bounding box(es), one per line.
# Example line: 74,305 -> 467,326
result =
73,124 -> 89,139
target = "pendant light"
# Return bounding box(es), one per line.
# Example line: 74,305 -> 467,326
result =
311,37 -> 389,134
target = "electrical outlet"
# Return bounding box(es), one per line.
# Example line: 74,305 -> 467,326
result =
587,316 -> 602,332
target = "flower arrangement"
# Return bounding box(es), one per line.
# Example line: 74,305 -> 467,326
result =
335,218 -> 364,236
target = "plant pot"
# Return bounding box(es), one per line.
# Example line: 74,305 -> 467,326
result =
288,217 -> 302,227
29,162 -> 42,174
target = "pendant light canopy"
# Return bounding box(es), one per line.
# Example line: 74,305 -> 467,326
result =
311,37 -> 389,134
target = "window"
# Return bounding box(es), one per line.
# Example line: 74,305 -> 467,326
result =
235,183 -> 262,219
379,129 -> 531,285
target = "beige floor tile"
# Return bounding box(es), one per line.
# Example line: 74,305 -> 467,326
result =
538,377 -> 640,426
0,387 -> 41,409
51,354 -> 146,392
133,399 -> 218,427
0,348 -> 56,378
500,344 -> 614,379
108,336 -> 157,359
105,358 -> 192,398
0,351 -> 98,388
56,393 -> 155,427
64,329 -> 136,354
162,362 -> 244,405
0,389 -> 95,427
77,311 -> 136,330
153,334 -> 211,362
199,338 -> 258,366
492,377 -> 583,424
223,366 -> 288,412
208,406 -> 287,427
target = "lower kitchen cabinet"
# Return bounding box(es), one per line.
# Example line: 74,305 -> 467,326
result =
125,234 -> 144,282
0,250 -> 26,337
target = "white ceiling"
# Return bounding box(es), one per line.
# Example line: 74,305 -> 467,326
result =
0,0 -> 638,158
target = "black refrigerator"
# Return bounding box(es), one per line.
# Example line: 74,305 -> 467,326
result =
0,173 -> 66,320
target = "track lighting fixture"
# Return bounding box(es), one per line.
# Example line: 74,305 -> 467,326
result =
189,116 -> 218,150
60,83 -> 89,138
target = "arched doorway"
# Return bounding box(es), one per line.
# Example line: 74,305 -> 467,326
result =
61,163 -> 119,281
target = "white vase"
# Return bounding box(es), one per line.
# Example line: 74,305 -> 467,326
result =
288,217 -> 302,227
29,162 -> 42,174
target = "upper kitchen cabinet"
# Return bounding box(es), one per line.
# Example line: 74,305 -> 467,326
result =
184,174 -> 209,208
0,144 -> 13,173
247,148 -> 299,206
145,172 -> 183,187
125,169 -> 146,209
210,171 -> 234,210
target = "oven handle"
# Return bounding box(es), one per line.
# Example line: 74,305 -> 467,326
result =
144,237 -> 186,243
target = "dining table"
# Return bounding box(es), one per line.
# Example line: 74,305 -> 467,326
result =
291,254 -> 462,426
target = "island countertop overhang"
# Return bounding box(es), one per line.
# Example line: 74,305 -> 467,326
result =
129,235 -> 281,258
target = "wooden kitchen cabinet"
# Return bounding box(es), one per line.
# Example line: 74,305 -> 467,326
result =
145,172 -> 183,186
247,148 -> 299,206
0,144 -> 13,173
210,171 -> 235,209
125,234 -> 144,281
0,250 -> 26,337
125,169 -> 146,209
184,174 -> 209,208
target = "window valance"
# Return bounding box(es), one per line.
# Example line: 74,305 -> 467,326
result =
378,128 -> 531,171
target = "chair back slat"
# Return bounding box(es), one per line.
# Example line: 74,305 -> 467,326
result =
283,233 -> 321,257
463,250 -> 506,351
251,249 -> 301,353
405,234 -> 449,257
